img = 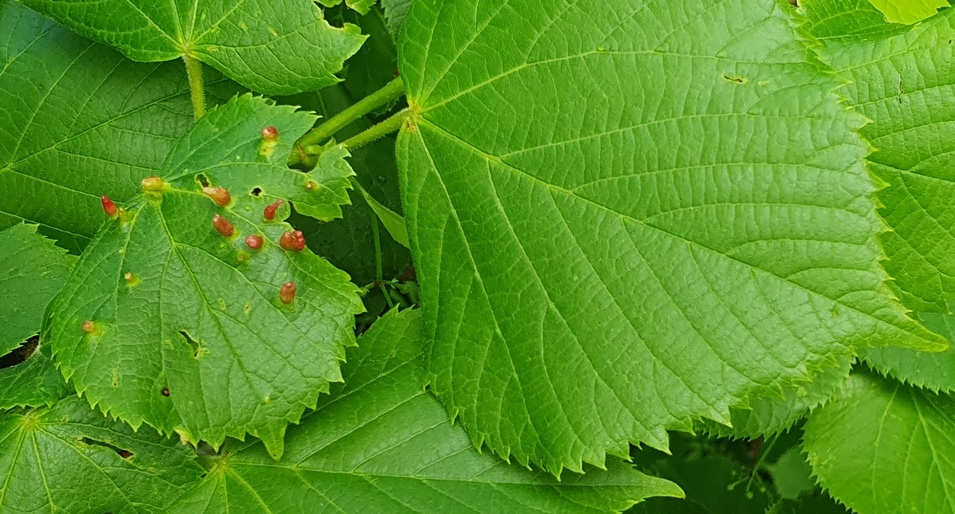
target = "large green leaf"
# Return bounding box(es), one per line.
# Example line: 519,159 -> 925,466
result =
45,95 -> 364,458
396,0 -> 944,474
868,0 -> 949,23
0,224 -> 74,356
0,396 -> 203,513
803,372 -> 955,514
0,0 -> 238,253
805,0 -> 955,312
20,0 -> 365,95
169,309 -> 683,513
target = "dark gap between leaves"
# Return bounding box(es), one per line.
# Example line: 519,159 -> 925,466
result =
0,336 -> 39,369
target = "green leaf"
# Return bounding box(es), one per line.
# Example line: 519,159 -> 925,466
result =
803,371 -> 955,514
381,0 -> 413,40
868,0 -> 949,23
700,357 -> 852,439
0,346 -> 68,410
396,0 -> 944,474
20,0 -> 366,96
318,0 -> 378,16
0,0 -> 239,253
169,309 -> 683,513
766,446 -> 815,500
353,177 -> 410,248
0,224 -> 74,356
0,396 -> 203,513
863,307 -> 955,392
804,0 -> 955,313
45,95 -> 364,458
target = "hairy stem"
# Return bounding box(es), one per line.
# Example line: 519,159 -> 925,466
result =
340,109 -> 409,152
183,55 -> 205,120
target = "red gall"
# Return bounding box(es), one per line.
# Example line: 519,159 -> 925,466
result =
101,195 -> 118,217
212,214 -> 234,237
202,186 -> 231,206
280,281 -> 296,304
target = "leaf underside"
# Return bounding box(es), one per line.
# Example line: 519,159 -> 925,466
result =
396,0 -> 943,474
19,0 -> 366,95
803,372 -> 955,514
0,0 -> 240,253
45,95 -> 364,458
0,397 -> 203,514
168,309 -> 684,513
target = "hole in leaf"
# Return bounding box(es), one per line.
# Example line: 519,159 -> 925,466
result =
197,174 -> 210,187
178,330 -> 202,358
0,336 -> 38,369
79,437 -> 134,459
251,187 -> 262,197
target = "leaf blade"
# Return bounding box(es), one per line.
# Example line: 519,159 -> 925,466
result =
397,0 -> 944,474
168,309 -> 683,513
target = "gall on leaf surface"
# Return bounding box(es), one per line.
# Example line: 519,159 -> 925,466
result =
0,0 -> 241,253
803,371 -> 955,514
19,0 -> 366,96
395,0 -> 945,475
803,0 -> 955,391
0,396 -> 203,514
44,95 -> 364,459
168,309 -> 684,513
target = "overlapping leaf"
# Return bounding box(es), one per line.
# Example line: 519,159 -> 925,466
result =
45,95 -> 364,458
0,397 -> 203,513
0,225 -> 73,356
803,372 -> 955,514
169,309 -> 682,513
700,357 -> 852,439
396,0 -> 944,474
20,0 -> 365,95
0,224 -> 73,409
868,0 -> 949,24
805,0 -> 955,312
804,0 -> 955,389
0,0 -> 239,253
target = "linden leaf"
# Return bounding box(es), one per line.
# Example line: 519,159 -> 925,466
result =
803,0 -> 955,390
19,0 -> 366,95
803,372 -> 955,514
396,0 -> 944,474
168,309 -> 684,513
0,0 -> 239,253
0,224 -> 73,409
0,397 -> 203,513
45,95 -> 364,458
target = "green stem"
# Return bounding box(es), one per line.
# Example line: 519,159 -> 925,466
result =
298,76 -> 405,149
370,208 -> 394,309
340,109 -> 409,152
182,55 -> 205,120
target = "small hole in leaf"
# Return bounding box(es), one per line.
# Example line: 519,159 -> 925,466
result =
178,331 -> 201,358
251,187 -> 262,197
197,174 -> 210,187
